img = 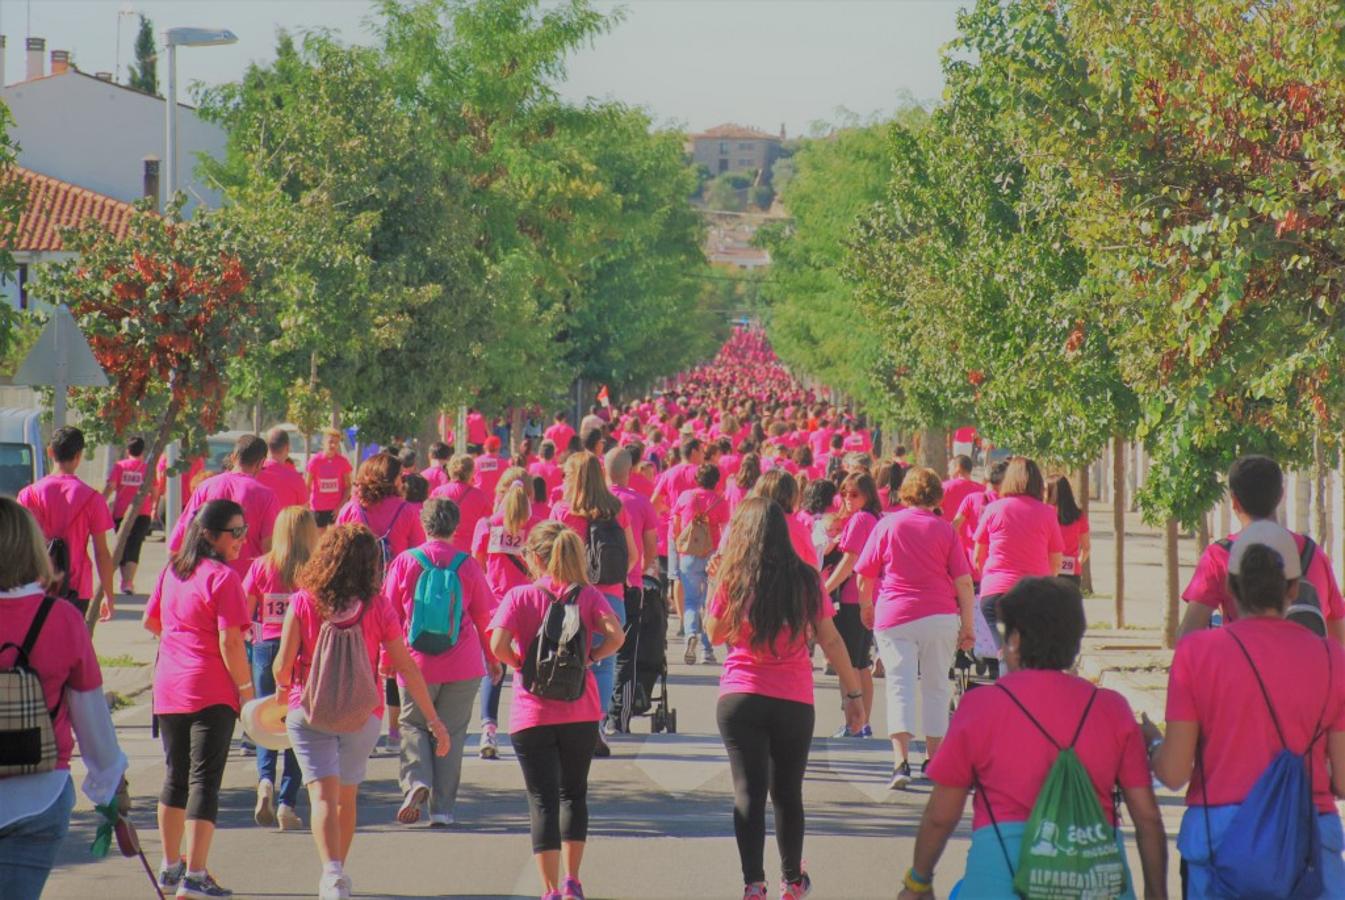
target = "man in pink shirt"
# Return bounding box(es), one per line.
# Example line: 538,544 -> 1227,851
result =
465,407 -> 490,453
1178,454 -> 1345,644
171,434 -> 281,579
19,426 -> 116,620
607,447 -> 659,590
528,441 -> 564,495
256,427 -> 309,510
420,441 -> 452,492
473,436 -> 508,497
940,455 -> 982,523
544,411 -> 575,454
306,429 -> 352,528
104,436 -> 156,596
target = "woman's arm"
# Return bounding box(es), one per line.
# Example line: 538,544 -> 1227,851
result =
953,574 -> 975,650
896,783 -> 970,899
1123,783 -> 1169,899
218,626 -> 255,704
975,541 -> 988,572
1148,719 -> 1198,791
385,636 -> 450,755
858,574 -> 876,629
1048,551 -> 1063,575
272,607 -> 301,701
624,523 -> 638,573
589,610 -> 625,663
1079,532 -> 1092,564
490,626 -> 522,670
824,551 -> 858,595
816,617 -> 865,732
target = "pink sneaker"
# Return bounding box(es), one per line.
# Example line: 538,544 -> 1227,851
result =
780,873 -> 811,900
561,876 -> 584,900
743,883 -> 769,899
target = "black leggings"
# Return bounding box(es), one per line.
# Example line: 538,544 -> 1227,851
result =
511,721 -> 598,853
114,515 -> 152,566
716,693 -> 815,885
158,704 -> 236,822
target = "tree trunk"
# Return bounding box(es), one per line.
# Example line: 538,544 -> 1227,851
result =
1113,437 -> 1126,629
1314,430 -> 1329,547
1164,517 -> 1180,649
416,412 -> 440,462
252,400 -> 263,435
1197,513 -> 1210,553
510,407 -> 526,456
920,427 -> 948,475
1074,465 -> 1093,594
87,391 -> 184,634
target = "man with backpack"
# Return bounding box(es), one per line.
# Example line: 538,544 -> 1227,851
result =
170,434 -> 281,580
1178,455 -> 1345,644
18,427 -> 117,620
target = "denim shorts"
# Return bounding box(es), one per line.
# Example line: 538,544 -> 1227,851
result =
0,777 -> 76,899
286,707 -> 381,786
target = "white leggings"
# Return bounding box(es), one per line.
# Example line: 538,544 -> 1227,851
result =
873,614 -> 958,738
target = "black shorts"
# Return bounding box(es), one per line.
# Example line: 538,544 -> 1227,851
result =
833,602 -> 873,669
314,509 -> 336,528
385,676 -> 399,708
114,515 -> 152,565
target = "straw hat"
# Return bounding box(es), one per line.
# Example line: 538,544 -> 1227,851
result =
241,696 -> 290,752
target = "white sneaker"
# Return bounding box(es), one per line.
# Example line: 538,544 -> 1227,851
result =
277,803 -> 303,831
254,779 -> 275,827
318,871 -> 350,900
428,812 -> 454,827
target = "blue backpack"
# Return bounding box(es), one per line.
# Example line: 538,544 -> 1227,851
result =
406,549 -> 467,655
1197,630 -> 1331,899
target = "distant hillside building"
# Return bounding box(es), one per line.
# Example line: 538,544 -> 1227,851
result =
691,123 -> 783,175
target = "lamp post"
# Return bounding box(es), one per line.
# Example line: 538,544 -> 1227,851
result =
161,26 -> 235,538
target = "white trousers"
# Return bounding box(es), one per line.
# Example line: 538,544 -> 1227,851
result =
873,614 -> 958,738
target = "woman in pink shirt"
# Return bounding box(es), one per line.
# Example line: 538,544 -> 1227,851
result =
973,457 -> 1063,676
143,499 -> 256,898
823,471 -> 883,735
487,523 -> 625,900
856,468 -> 975,790
306,429 -> 352,530
671,464 -> 730,666
1047,475 -> 1090,585
899,578 -> 1166,900
1146,528 -> 1345,897
705,497 -> 864,900
273,525 -> 446,900
725,453 -> 761,516
243,506 -> 319,833
0,499 -> 127,897
104,436 -> 154,595
430,455 -> 492,555
383,499 -> 498,827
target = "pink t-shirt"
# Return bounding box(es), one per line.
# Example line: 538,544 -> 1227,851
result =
718,453 -> 743,482
420,464 -> 450,492
550,501 -> 630,596
472,512 -> 544,598
787,514 -> 819,568
18,474 -> 114,602
544,423 -> 575,451
466,413 -> 490,446
528,459 -> 563,495
809,428 -> 834,458
835,510 -> 878,604
306,453 -> 352,512
487,577 -> 613,732
257,458 -> 308,510
242,557 -> 296,643
1059,516 -> 1091,576
613,484 -> 657,587
146,559 -> 252,715
285,590 -> 401,717
654,462 -> 700,513
1166,617 -> 1345,813
671,487 -> 730,550
1182,530 -> 1345,623
336,495 -> 425,559
708,581 -> 836,705
629,471 -> 655,500
928,670 -> 1149,829
383,541 -> 496,685
855,508 -> 970,630
954,488 -> 995,571
473,453 -> 508,497
940,477 -> 982,524
724,480 -> 751,516
429,481 -> 492,554
108,458 -> 153,519
973,495 -> 1064,597
0,589 -> 102,768
171,472 -> 281,579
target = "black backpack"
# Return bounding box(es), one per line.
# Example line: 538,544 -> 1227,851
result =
46,537 -> 78,606
1218,534 -> 1325,636
522,586 -> 589,702
586,517 -> 629,586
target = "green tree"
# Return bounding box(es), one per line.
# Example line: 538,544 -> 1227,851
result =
128,15 -> 158,96
705,175 -> 744,212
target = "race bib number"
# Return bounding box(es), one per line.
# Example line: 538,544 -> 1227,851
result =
488,525 -> 525,556
1059,557 -> 1078,575
262,592 -> 291,626
120,470 -> 143,487
478,456 -> 499,473
318,477 -> 339,494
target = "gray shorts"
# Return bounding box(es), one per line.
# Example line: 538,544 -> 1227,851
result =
286,707 -> 381,786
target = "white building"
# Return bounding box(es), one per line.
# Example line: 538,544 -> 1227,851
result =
1,39 -> 227,214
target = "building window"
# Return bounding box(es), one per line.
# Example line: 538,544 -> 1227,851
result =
17,263 -> 27,310
719,141 -> 729,154
717,159 -> 729,173
738,159 -> 754,168
739,142 -> 754,150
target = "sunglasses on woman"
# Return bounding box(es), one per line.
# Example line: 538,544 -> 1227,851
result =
215,524 -> 248,539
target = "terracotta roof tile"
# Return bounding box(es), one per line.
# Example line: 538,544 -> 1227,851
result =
4,166 -> 138,252
693,123 -> 780,141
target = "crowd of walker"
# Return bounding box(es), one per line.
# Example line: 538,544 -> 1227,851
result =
2,327 -> 1344,899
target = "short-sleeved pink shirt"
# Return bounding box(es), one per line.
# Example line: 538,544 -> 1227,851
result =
336,495 -> 425,559
1059,515 -> 1091,576
382,541 -> 497,684
855,507 -> 970,630
973,495 -> 1064,597
550,501 -> 630,597
708,580 -> 835,705
613,485 -> 657,587
242,557 -> 296,643
257,458 -> 308,510
109,458 -> 153,519
306,452 -> 353,512
285,590 -> 401,717
835,510 -> 878,604
18,474 -> 114,602
671,487 -> 730,551
940,477 -> 982,523
429,481 -> 492,554
170,472 -> 281,579
1182,530 -> 1345,623
472,512 -> 543,598
146,559 -> 252,715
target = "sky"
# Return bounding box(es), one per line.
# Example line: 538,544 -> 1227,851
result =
6,0 -> 962,134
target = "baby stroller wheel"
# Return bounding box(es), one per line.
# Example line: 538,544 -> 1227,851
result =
651,709 -> 665,734
667,709 -> 677,734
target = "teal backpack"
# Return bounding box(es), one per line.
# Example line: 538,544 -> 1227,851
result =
407,549 -> 467,654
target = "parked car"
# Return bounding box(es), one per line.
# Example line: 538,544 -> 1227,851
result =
0,408 -> 44,497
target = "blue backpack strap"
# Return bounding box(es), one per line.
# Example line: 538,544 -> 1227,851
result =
409,547 -> 433,570
447,551 -> 467,574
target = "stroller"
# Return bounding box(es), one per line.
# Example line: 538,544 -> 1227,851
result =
950,648 -> 995,714
610,575 -> 677,734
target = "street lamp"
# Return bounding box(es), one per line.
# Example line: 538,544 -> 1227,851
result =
162,26 -> 237,206
161,25 -> 235,537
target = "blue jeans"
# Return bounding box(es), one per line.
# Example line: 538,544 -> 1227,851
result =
251,637 -> 302,808
480,671 -> 504,725
592,592 -> 627,718
679,555 -> 712,652
0,777 -> 75,900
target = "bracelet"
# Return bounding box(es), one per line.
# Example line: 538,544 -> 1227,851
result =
845,691 -> 863,701
903,868 -> 933,893
1147,738 -> 1162,760
237,682 -> 254,691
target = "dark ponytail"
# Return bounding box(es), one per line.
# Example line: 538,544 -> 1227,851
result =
171,499 -> 244,579
1228,543 -> 1289,617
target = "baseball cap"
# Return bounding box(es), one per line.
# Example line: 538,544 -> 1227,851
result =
1228,520 -> 1303,579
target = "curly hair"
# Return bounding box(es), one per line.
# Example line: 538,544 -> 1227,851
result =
353,453 -> 402,506
297,524 -> 381,619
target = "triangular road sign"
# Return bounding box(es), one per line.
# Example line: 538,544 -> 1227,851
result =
13,305 -> 109,387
